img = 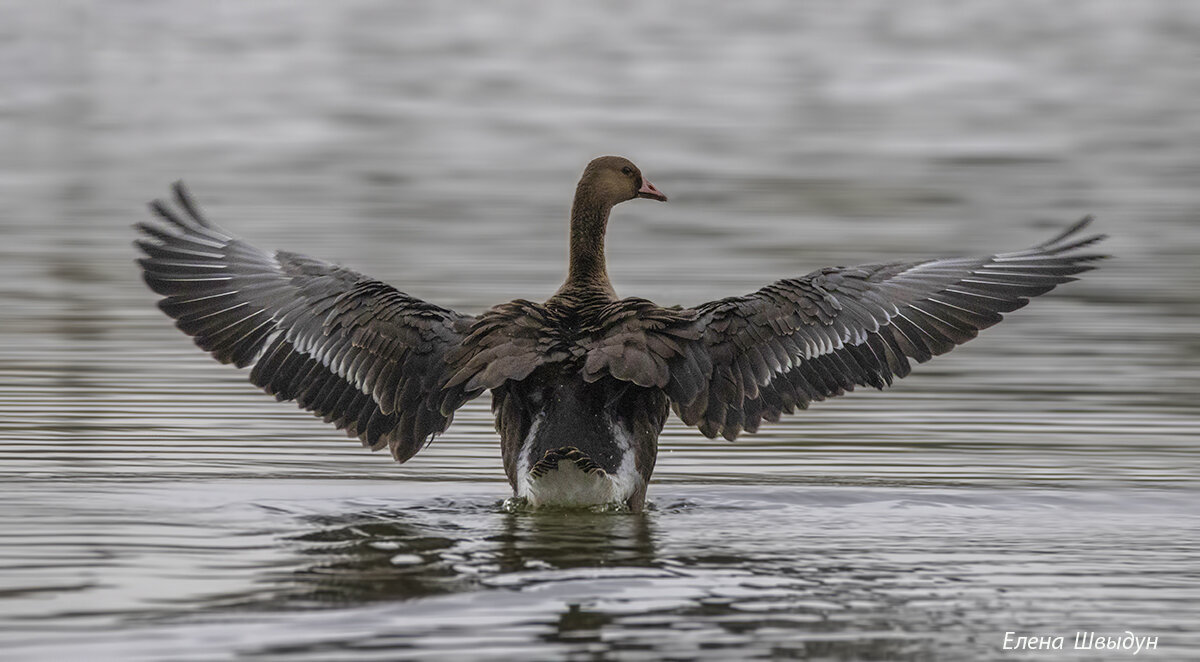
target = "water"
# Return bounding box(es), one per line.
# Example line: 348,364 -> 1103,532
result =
2,1 -> 1199,659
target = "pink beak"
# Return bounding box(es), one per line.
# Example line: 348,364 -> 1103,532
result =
637,178 -> 668,202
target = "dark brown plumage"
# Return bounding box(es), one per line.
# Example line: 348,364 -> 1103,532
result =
136,155 -> 1106,511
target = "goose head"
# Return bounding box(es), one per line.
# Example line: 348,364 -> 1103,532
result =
578,156 -> 667,206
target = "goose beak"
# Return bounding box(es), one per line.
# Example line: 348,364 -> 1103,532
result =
637,178 -> 668,202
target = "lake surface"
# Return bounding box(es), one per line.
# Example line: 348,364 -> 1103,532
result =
2,1 -> 1199,659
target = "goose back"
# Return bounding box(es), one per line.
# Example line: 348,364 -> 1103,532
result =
440,290 -> 700,413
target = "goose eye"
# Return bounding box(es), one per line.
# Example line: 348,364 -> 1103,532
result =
621,166 -> 633,176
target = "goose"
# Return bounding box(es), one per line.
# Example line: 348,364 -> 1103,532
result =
136,156 -> 1106,511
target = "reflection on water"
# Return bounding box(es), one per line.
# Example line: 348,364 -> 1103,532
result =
268,502 -> 658,607
4,482 -> 1197,660
2,0 -> 1200,659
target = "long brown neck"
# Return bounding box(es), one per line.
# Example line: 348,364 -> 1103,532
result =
560,184 -> 616,297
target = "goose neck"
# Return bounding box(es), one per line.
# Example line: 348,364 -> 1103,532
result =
563,192 -> 615,296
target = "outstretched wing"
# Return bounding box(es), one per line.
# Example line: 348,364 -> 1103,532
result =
135,183 -> 478,461
663,218 -> 1107,440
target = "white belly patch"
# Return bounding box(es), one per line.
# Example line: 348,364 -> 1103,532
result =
524,459 -> 631,508
516,415 -> 642,509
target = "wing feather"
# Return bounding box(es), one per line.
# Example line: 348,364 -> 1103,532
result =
136,182 -> 479,461
662,218 -> 1107,440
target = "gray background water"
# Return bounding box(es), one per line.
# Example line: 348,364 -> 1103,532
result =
1,1 -> 1198,660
